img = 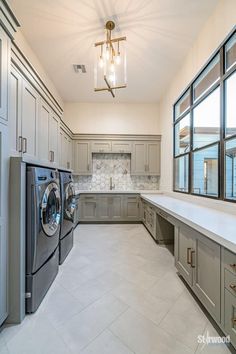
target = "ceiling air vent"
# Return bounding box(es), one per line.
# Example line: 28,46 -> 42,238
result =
73,64 -> 86,73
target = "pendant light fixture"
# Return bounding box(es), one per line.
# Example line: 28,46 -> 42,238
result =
94,21 -> 127,98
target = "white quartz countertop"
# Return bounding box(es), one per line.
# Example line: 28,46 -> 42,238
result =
141,194 -> 236,252
75,190 -> 162,195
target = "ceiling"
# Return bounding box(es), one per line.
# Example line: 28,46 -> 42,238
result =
8,0 -> 219,103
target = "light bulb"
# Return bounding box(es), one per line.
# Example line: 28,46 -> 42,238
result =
110,61 -> 115,72
106,46 -> 110,61
99,56 -> 104,68
109,72 -> 116,85
115,54 -> 121,65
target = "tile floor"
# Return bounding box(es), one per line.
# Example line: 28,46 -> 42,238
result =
0,224 -> 233,354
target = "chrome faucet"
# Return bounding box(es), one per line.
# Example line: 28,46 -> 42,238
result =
110,177 -> 115,190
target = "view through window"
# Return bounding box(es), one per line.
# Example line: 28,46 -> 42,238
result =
173,30 -> 236,202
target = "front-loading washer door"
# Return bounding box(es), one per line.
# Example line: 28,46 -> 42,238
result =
64,182 -> 75,220
41,182 -> 61,237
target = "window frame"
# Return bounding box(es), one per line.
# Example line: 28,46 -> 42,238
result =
173,26 -> 236,203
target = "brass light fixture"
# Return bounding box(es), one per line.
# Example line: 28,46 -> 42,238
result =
94,21 -> 127,98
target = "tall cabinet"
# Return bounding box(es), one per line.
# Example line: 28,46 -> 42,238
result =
0,0 -> 19,326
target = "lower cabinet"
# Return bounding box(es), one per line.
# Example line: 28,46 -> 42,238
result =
142,201 -> 156,238
79,194 -> 140,222
175,222 -> 221,323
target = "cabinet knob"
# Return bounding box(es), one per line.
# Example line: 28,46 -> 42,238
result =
230,284 -> 236,293
230,264 -> 236,271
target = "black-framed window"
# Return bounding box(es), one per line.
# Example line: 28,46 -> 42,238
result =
173,28 -> 236,202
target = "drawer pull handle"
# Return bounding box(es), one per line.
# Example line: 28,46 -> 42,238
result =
232,318 -> 236,326
230,284 -> 236,292
187,248 -> 191,264
230,264 -> 236,271
190,250 -> 195,268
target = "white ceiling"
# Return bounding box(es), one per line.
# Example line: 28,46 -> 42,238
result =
8,0 -> 219,103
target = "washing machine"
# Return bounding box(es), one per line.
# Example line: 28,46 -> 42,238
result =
26,166 -> 61,313
59,171 -> 75,264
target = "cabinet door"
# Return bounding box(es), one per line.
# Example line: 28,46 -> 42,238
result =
9,67 -> 22,156
147,142 -> 160,175
124,196 -> 139,221
97,196 -> 110,220
60,129 -> 68,168
0,123 -> 8,325
81,197 -> 97,220
91,141 -> 112,153
0,27 -> 9,123
21,80 -> 38,161
131,142 -> 146,175
67,137 -> 72,169
175,225 -> 194,286
38,100 -> 50,163
74,141 -> 92,175
112,141 -> 132,153
225,289 -> 236,347
111,196 -> 123,220
49,113 -> 59,165
192,233 -> 221,322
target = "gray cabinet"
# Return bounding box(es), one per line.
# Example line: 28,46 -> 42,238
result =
111,196 -> 123,220
175,224 -> 194,286
49,112 -> 60,165
9,67 -> 39,162
21,79 -> 39,162
73,140 -> 92,175
79,193 -> 140,222
111,141 -> 132,153
91,140 -> 111,153
142,201 -> 156,238
0,122 -> 8,325
60,128 -> 72,169
131,141 -> 160,176
0,27 -> 9,123
97,196 -> 110,220
193,233 -> 221,322
175,222 -> 221,322
123,196 -> 140,221
80,195 -> 97,220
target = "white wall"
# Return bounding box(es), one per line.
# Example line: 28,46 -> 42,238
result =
64,102 -> 160,135
159,0 -> 236,196
13,30 -> 64,109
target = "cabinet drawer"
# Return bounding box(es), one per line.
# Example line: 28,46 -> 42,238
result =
223,248 -> 236,275
225,269 -> 236,297
111,141 -> 132,153
225,289 -> 236,347
91,141 -> 112,153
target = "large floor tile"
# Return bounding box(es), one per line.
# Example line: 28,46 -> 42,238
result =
110,308 -> 193,354
5,315 -> 71,354
149,270 -> 185,302
159,290 -> 208,351
56,294 -> 128,353
71,271 -> 124,307
113,281 -> 173,325
80,329 -> 134,354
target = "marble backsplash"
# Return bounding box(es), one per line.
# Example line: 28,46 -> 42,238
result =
73,153 -> 159,191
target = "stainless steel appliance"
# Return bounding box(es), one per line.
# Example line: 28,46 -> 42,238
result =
26,166 -> 61,313
59,171 -> 75,264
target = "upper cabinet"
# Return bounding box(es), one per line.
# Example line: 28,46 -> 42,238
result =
131,141 -> 160,175
39,99 -> 59,166
73,140 -> 92,175
0,27 -> 9,123
9,67 -> 39,162
60,127 -> 72,169
9,65 -> 60,166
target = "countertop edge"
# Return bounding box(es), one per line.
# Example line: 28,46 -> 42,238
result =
140,194 -> 236,253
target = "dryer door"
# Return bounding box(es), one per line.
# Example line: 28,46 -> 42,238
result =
64,182 -> 75,220
41,182 -> 61,236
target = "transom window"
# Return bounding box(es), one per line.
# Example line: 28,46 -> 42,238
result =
173,30 -> 236,202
